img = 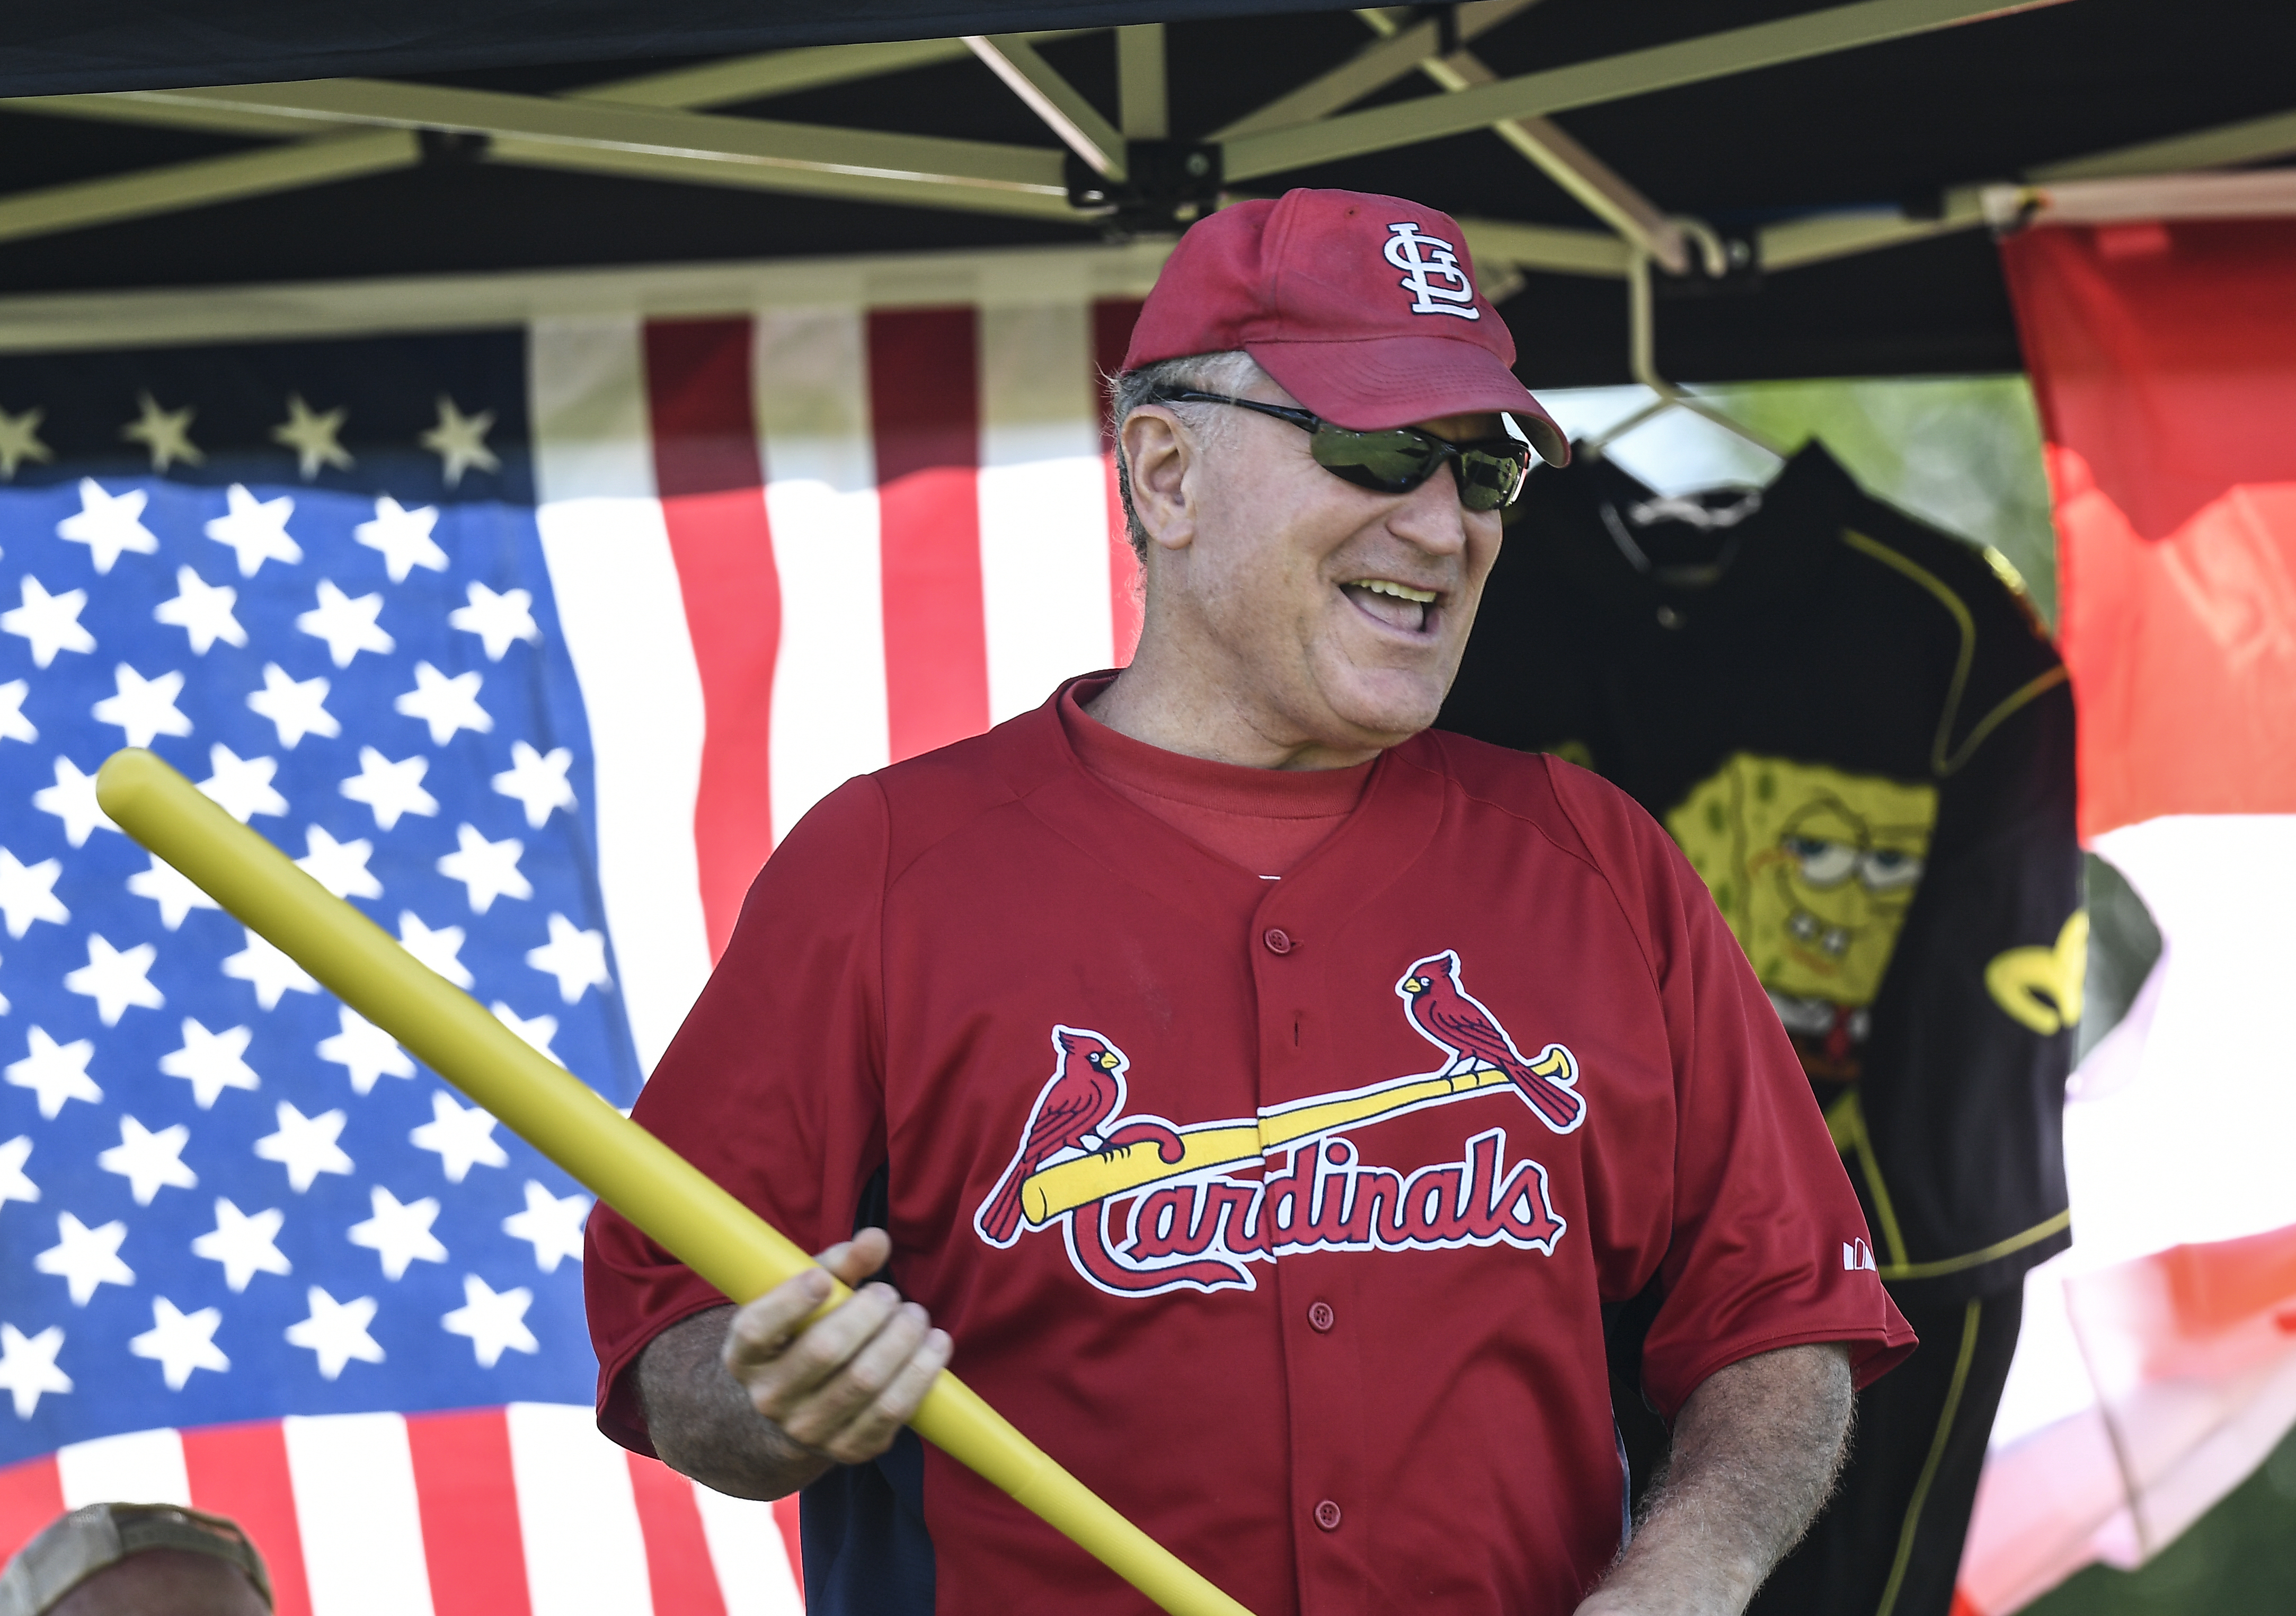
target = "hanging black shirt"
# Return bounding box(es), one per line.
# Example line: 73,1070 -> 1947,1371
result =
1443,443 -> 2080,1302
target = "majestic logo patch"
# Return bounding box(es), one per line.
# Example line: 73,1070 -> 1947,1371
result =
974,950 -> 1582,1296
1383,222 -> 1481,320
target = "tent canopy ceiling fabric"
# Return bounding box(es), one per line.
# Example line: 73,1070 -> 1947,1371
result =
0,2 -> 1343,96
0,0 -> 2288,384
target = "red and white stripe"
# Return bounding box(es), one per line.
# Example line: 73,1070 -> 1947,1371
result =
533,298 -> 1145,1072
0,1405 -> 802,1615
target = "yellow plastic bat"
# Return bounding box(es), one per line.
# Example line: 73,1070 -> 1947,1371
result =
96,747 -> 1253,1616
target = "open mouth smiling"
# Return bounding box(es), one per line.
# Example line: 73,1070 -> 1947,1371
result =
1341,577 -> 1441,635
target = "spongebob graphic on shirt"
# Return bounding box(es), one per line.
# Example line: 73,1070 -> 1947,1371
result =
1666,755 -> 1937,1081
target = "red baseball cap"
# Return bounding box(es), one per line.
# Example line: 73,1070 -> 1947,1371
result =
1124,188 -> 1569,467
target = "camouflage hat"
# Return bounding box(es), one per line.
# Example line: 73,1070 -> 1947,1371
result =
0,1503 -> 271,1616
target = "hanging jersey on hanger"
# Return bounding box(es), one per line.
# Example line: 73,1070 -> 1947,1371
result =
1443,441 -> 2081,1302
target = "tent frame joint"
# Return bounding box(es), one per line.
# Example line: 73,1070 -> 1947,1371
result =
1066,140 -> 1222,236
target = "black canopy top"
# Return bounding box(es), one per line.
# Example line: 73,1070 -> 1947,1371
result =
0,0 -> 2288,382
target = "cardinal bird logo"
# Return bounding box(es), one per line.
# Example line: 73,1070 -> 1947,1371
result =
975,1027 -> 1131,1247
1398,950 -> 1585,1134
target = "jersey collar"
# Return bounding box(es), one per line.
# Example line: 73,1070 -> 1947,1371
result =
999,676 -> 1449,934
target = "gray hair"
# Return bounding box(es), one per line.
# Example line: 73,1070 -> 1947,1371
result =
1105,349 -> 1267,563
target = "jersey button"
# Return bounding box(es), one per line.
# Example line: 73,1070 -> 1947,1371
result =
1314,1499 -> 1343,1532
1307,1301 -> 1335,1333
1263,928 -> 1294,955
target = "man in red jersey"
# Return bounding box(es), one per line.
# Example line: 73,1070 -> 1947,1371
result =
586,189 -> 1914,1615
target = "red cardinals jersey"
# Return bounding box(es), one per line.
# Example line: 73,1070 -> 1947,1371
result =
585,679 -> 1913,1616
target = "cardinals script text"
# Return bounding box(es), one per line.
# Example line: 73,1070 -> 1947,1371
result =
975,950 -> 1584,1297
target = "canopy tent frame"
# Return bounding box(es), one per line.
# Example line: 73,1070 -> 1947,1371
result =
0,2 -> 2289,379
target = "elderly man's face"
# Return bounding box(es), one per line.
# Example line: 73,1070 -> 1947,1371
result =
1129,375 -> 1507,757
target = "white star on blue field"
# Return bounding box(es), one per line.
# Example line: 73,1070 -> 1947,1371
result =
0,329 -> 643,1459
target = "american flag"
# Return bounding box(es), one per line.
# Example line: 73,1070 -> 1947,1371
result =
0,282 -> 1149,1613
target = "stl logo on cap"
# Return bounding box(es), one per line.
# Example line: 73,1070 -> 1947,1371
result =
1120,187 -> 1571,463
1382,221 -> 1480,322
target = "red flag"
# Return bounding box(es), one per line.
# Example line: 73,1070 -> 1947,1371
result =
2001,219 -> 2296,838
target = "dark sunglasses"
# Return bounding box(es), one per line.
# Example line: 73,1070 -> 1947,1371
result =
1148,390 -> 1533,511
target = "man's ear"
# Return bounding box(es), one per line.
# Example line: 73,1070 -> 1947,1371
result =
1121,407 -> 1196,555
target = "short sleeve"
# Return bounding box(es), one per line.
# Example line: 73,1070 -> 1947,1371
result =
582,775 -> 891,1455
1552,762 -> 1917,1417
